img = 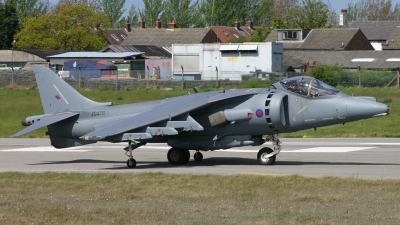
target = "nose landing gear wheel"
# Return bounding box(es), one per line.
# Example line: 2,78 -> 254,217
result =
127,158 -> 137,168
257,147 -> 276,165
194,152 -> 203,161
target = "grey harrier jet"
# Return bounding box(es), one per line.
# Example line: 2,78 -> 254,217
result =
12,66 -> 390,168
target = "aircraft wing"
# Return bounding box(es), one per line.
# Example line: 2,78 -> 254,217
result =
11,112 -> 79,137
80,90 -> 258,141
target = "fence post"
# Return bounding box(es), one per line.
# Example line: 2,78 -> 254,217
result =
215,66 -> 219,88
115,69 -> 118,91
181,66 -> 184,89
397,67 -> 399,88
357,65 -> 361,87
146,65 -> 149,88
78,67 -> 82,90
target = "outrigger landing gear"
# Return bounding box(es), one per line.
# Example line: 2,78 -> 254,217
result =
167,148 -> 190,165
194,151 -> 203,161
125,140 -> 146,168
257,134 -> 282,165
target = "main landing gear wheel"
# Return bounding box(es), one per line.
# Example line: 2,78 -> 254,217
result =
183,149 -> 190,164
167,148 -> 190,165
194,152 -> 203,161
127,158 -> 137,168
257,147 -> 276,165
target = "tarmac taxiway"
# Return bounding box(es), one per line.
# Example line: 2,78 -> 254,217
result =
1,138 -> 399,179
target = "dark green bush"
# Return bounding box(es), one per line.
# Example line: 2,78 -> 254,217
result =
241,78 -> 271,88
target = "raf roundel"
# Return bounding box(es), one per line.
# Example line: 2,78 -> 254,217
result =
255,109 -> 263,118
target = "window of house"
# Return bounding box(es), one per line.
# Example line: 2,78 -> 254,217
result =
111,34 -> 120,42
282,31 -> 298,40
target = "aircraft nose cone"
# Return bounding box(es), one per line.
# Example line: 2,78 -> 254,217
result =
347,98 -> 390,119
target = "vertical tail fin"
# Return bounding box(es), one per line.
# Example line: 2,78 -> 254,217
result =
33,65 -> 112,114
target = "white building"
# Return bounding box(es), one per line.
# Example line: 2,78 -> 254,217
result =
172,42 -> 283,80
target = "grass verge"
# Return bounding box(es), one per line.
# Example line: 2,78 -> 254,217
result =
1,172 -> 400,224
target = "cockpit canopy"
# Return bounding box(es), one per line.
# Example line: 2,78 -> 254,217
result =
279,76 -> 340,97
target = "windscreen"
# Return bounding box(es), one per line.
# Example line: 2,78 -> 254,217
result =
280,77 -> 340,97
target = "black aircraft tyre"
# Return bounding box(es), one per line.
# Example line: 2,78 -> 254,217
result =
168,148 -> 189,165
127,158 -> 137,168
194,152 -> 203,161
182,149 -> 190,164
257,147 -> 276,165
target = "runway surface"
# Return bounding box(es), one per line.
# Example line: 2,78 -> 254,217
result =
1,138 -> 400,179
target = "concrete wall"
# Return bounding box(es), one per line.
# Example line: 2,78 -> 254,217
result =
0,70 -> 242,89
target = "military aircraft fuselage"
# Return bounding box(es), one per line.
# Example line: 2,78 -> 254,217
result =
13,66 -> 390,167
47,78 -> 388,150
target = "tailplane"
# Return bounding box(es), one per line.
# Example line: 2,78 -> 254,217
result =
33,65 -> 112,114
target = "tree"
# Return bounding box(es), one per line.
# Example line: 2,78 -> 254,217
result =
347,1 -> 360,21
270,0 -> 299,20
161,0 -> 199,28
100,0 -> 126,27
116,4 -> 139,28
56,0 -> 102,12
0,0 -> 19,49
127,4 -> 139,26
253,0 -> 273,25
10,0 -> 47,25
355,0 -> 400,21
249,26 -> 271,42
14,5 -> 111,50
288,0 -> 329,28
139,0 -> 164,27
197,0 -> 260,27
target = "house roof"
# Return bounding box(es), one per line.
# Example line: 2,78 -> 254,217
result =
302,28 -> 360,50
48,52 -> 144,59
283,49 -> 400,70
343,21 -> 400,41
383,26 -> 400,50
101,45 -> 171,58
107,28 -> 128,45
208,25 -> 254,43
265,28 -> 373,51
23,49 -> 68,60
122,27 -> 219,47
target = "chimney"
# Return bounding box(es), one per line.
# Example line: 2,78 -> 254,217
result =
234,19 -> 240,29
156,18 -> 161,28
247,18 -> 253,29
139,17 -> 145,29
125,20 -> 131,32
340,9 -> 348,26
168,19 -> 176,29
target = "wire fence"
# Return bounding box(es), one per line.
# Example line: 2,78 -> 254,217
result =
0,70 -> 399,89
267,70 -> 400,88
